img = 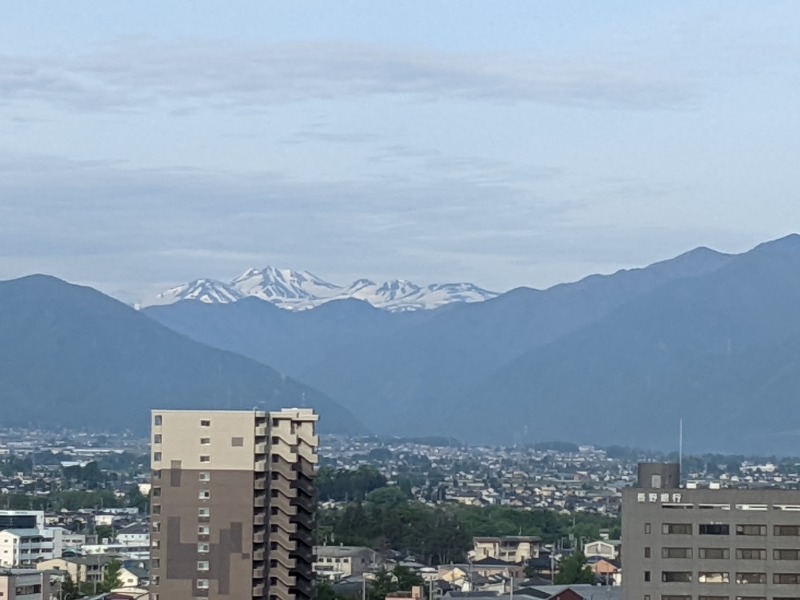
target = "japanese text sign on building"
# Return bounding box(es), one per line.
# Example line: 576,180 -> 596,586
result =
637,492 -> 682,503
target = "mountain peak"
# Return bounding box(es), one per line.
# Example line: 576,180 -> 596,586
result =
140,268 -> 497,312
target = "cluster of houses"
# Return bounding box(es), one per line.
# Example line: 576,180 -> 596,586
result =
0,509 -> 150,599
314,534 -> 622,600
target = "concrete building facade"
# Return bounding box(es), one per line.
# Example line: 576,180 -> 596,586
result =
0,568 -> 50,600
473,536 -> 541,563
150,408 -> 318,600
623,463 -> 800,600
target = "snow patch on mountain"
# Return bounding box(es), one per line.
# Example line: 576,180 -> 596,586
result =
140,268 -> 498,312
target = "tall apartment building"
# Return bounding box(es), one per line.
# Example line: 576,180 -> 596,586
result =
623,463 -> 800,600
150,408 -> 318,600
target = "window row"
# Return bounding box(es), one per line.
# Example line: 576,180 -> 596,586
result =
655,548 -> 800,560
658,524 -> 800,536
657,572 -> 800,584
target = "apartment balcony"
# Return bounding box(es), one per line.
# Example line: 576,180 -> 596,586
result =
255,442 -> 268,454
254,460 -> 268,472
292,476 -> 314,497
255,424 -> 267,437
254,494 -> 267,508
253,548 -> 265,561
254,476 -> 267,490
269,567 -> 296,588
253,584 -> 265,596
253,566 -> 265,579
254,531 -> 265,544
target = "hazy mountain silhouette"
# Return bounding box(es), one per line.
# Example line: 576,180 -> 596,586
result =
0,275 -> 365,434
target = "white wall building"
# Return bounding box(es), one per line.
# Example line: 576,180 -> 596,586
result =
0,529 -> 54,568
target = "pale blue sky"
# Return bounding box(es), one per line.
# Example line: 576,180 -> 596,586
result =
1,2 -> 799,299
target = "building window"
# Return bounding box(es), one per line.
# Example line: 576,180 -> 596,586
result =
153,452 -> 162,462
199,490 -> 210,500
152,540 -> 160,549
699,548 -> 729,559
200,420 -> 211,427
199,472 -> 210,482
152,469 -> 161,479
200,456 -> 210,463
699,597 -> 729,600
197,561 -> 210,571
662,597 -> 690,600
152,521 -> 161,532
644,547 -> 651,558
663,523 -> 692,535
774,574 -> 800,585
154,415 -> 162,426
736,573 -> 766,584
151,559 -> 160,568
152,487 -> 161,497
736,549 -> 765,560
196,579 -> 209,589
198,543 -> 210,553
774,549 -> 800,560
663,548 -> 693,559
699,572 -> 730,584
232,437 -> 244,447
198,507 -> 210,517
645,523 -> 651,534
662,572 -> 692,583
152,505 -> 161,515
736,524 -> 766,536
644,571 -> 651,582
200,437 -> 211,445
198,526 -> 210,535
153,434 -> 162,444
699,523 -> 729,535
775,525 -> 800,536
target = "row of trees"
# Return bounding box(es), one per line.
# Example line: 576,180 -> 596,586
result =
318,488 -> 620,566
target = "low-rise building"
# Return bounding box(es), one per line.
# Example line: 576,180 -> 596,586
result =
0,530 -> 53,568
36,555 -> 117,587
314,546 -> 379,581
473,536 -> 541,563
0,568 -> 51,599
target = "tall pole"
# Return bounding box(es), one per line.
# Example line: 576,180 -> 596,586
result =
679,418 -> 683,484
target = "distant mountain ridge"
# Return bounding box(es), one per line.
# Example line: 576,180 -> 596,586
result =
139,267 -> 498,312
0,275 -> 365,434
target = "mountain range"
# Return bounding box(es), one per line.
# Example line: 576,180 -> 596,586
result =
143,234 -> 800,454
6,234 -> 800,453
0,275 -> 364,434
139,266 -> 498,312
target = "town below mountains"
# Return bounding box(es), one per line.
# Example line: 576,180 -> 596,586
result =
3,234 -> 800,453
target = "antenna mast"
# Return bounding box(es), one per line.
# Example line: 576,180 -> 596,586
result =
679,418 -> 683,484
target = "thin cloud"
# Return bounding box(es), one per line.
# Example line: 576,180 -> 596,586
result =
0,40 -> 698,113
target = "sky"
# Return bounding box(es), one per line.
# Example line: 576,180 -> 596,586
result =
1,2 -> 799,300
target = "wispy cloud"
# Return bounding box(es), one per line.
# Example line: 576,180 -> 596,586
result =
0,40 -> 698,113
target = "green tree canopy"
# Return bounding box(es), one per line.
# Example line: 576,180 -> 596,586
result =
554,551 -> 596,585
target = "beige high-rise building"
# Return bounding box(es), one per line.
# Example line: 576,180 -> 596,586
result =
149,408 -> 318,600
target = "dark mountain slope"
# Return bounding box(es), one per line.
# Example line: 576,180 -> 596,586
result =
296,245 -> 733,432
452,235 -> 800,452
143,297 -> 435,377
0,275 -> 364,434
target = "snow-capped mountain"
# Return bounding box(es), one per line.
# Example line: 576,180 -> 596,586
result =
139,267 -> 499,312
230,267 -> 341,309
139,278 -> 245,308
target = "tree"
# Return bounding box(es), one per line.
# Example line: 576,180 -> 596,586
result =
554,552 -> 595,585
101,559 -> 123,592
59,572 -> 81,600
